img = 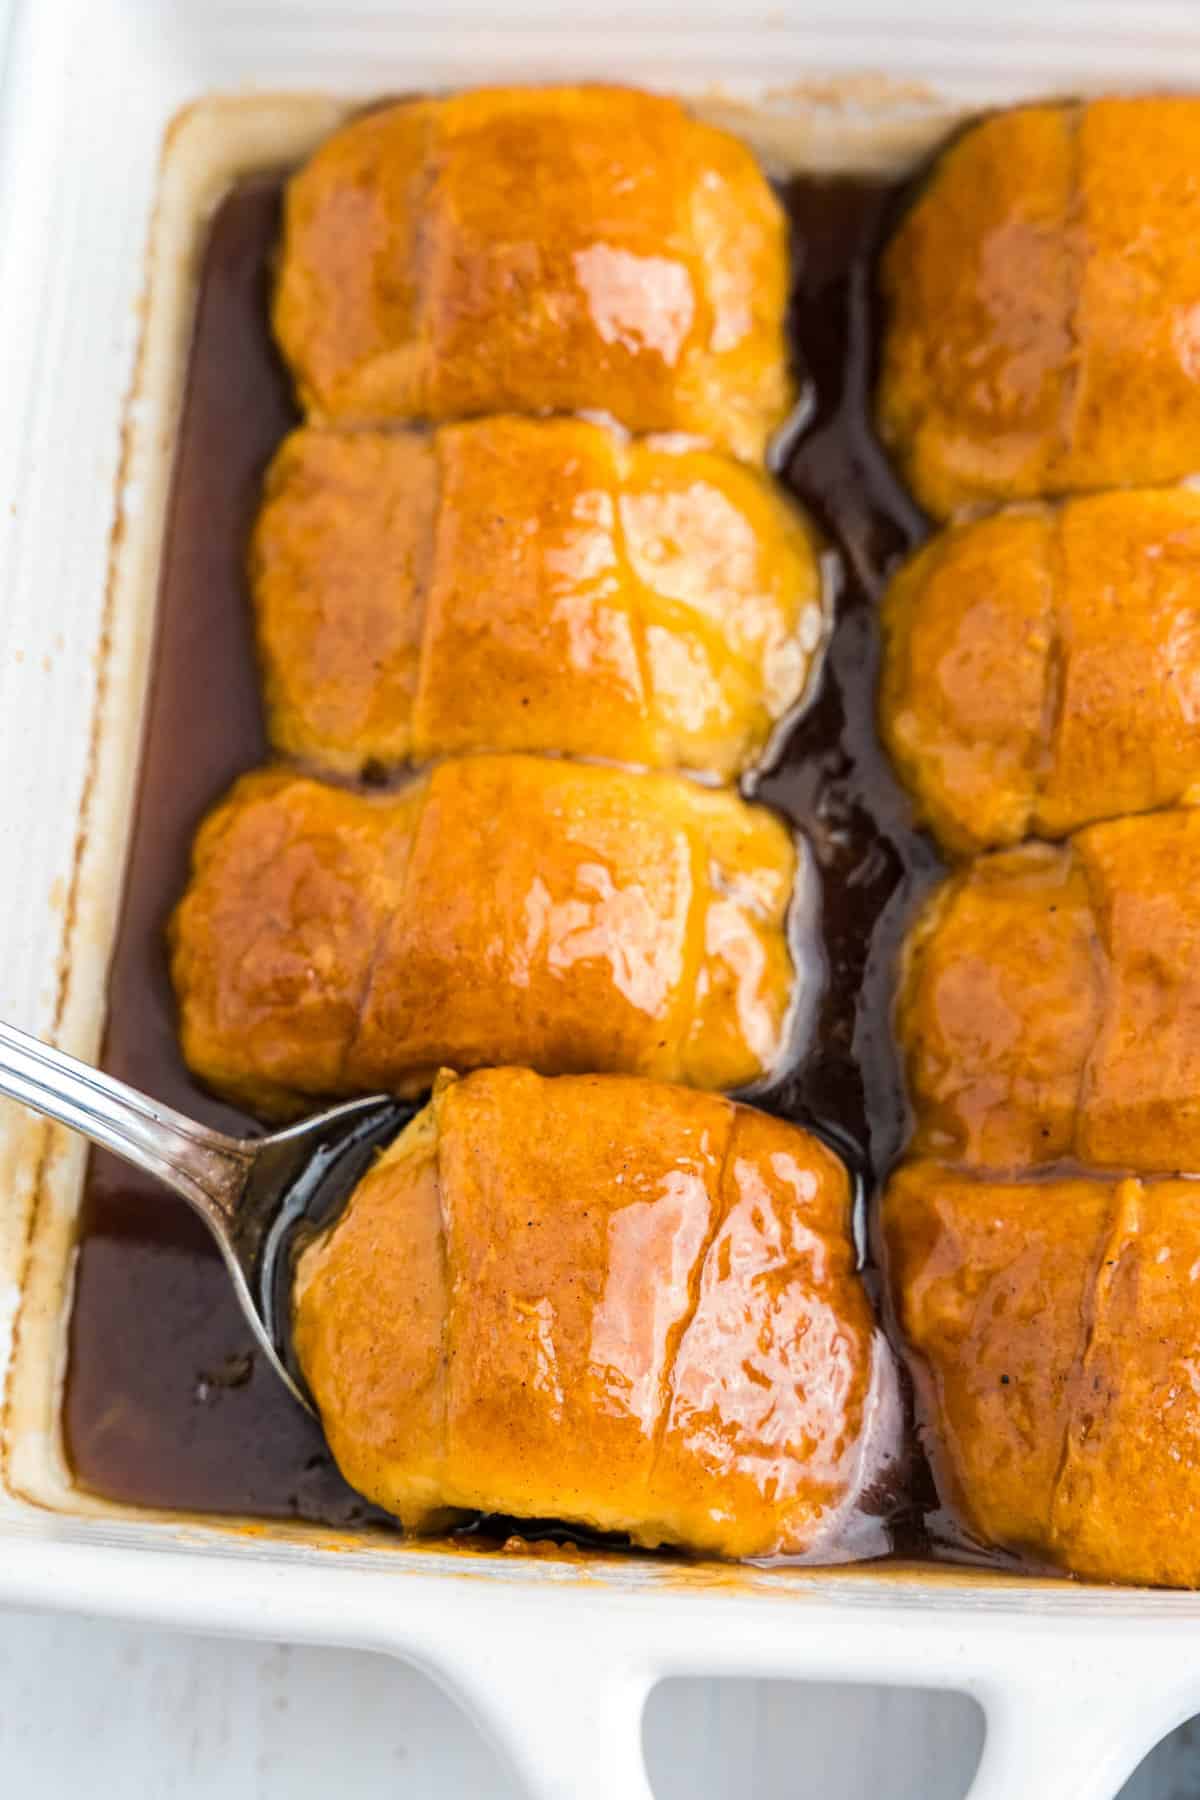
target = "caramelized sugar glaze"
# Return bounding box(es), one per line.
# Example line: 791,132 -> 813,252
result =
63,168 -> 942,1547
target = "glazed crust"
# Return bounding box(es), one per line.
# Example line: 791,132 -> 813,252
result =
897,808 -> 1200,1172
880,490 -> 1200,854
885,1161 -> 1200,1588
273,86 -> 794,460
169,757 -> 798,1116
294,1068 -> 901,1559
879,99 -> 1200,516
251,418 -> 823,780
880,508 -> 1054,856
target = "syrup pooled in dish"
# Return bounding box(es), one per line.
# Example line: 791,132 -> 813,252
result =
884,1161 -> 1200,1590
880,490 -> 1200,856
65,150 -> 923,1553
294,1067 -> 903,1560
170,756 -> 801,1117
273,86 -> 795,460
879,98 -> 1200,517
896,808 -> 1200,1174
251,417 -> 824,781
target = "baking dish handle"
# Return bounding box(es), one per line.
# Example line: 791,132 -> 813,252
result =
434,1636 -> 656,1800
444,1644 -> 1158,1800
966,1675 -> 1158,1800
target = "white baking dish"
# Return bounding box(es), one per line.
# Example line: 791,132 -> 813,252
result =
4,2 -> 1200,1794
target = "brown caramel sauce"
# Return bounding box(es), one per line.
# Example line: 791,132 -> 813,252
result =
62,168 -> 944,1551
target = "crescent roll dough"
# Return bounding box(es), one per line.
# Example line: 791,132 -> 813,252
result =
881,490 -> 1200,854
295,1067 -> 902,1559
273,86 -> 794,460
170,756 -> 800,1116
886,1160 -> 1200,1588
880,99 -> 1200,516
898,808 -> 1200,1172
251,418 -> 823,780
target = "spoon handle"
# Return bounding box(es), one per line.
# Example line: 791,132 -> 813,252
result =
0,1018 -> 251,1220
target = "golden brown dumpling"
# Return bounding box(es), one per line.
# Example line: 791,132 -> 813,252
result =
880,99 -> 1200,516
251,418 -> 823,780
273,86 -> 794,460
881,490 -> 1200,854
898,809 -> 1200,1172
169,757 -> 800,1117
885,1160 -> 1200,1588
295,1067 -> 902,1559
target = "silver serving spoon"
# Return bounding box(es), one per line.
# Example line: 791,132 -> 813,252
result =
0,1018 -> 406,1409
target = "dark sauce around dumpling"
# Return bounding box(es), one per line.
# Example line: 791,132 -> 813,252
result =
61,163 -> 946,1556
754,177 -> 938,1190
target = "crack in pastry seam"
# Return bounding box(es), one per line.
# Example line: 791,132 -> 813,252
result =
407,425 -> 446,762
340,796 -> 421,1087
1069,835 -> 1116,1167
1055,101 -> 1087,483
340,908 -> 392,1090
1030,504 -> 1068,834
644,1106 -> 738,1498
1045,1180 -> 1137,1553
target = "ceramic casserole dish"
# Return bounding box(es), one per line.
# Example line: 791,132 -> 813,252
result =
4,3 -> 1200,1794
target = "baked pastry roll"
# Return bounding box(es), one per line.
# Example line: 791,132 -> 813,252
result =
880,98 -> 1200,516
251,418 -> 823,780
170,757 -> 799,1117
881,490 -> 1200,854
294,1066 -> 902,1559
898,808 -> 1200,1172
885,1160 -> 1200,1588
273,86 -> 794,460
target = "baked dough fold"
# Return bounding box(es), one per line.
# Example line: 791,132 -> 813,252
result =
296,1067 -> 901,1559
898,809 -> 1200,1172
274,86 -> 794,460
251,418 -> 823,780
170,757 -> 799,1115
886,1160 -> 1200,1588
880,99 -> 1200,515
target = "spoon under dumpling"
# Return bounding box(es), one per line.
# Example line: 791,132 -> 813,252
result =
0,1017 -> 405,1408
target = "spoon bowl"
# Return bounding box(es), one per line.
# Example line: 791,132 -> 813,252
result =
0,1018 -> 407,1408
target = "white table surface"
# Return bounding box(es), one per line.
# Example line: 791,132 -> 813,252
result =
0,2 -> 1197,1791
